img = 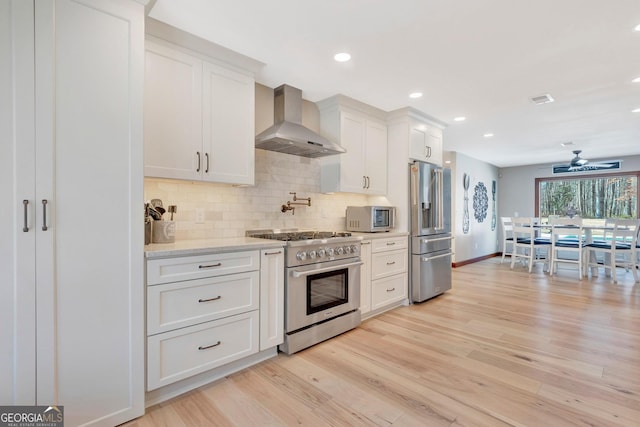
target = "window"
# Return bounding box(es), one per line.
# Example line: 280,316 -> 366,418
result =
536,172 -> 639,220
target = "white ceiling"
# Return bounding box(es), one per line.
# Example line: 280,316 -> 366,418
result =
148,0 -> 640,168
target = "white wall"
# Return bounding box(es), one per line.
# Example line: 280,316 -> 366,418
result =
448,152 -> 500,263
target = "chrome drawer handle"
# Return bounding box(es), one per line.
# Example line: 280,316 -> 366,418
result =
23,200 -> 29,232
386,242 -> 396,246
199,263 -> 222,269
386,287 -> 396,292
264,250 -> 282,256
41,199 -> 48,231
198,341 -> 221,351
198,296 -> 221,303
386,261 -> 396,265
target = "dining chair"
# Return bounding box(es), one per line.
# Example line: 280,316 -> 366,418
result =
500,216 -> 513,263
549,217 -> 585,279
510,217 -> 551,273
584,219 -> 640,283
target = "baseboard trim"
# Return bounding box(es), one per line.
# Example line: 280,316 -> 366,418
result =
453,252 -> 500,268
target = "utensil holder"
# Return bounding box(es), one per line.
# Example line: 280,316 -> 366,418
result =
152,220 -> 175,243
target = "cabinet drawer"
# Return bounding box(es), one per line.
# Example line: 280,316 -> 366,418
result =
371,249 -> 407,280
147,271 -> 259,335
147,311 -> 259,390
371,273 -> 407,311
147,251 -> 259,285
371,236 -> 407,253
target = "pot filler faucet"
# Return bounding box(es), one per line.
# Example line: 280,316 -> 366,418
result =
281,192 -> 311,215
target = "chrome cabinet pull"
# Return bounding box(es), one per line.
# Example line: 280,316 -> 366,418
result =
196,151 -> 201,172
199,262 -> 222,269
362,176 -> 366,189
23,200 -> 29,232
386,242 -> 396,246
198,341 -> 221,351
41,199 -> 48,231
386,287 -> 396,292
198,296 -> 221,303
386,261 -> 396,265
205,153 -> 209,173
264,250 -> 282,256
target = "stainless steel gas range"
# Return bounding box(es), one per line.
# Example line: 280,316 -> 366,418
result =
246,229 -> 362,354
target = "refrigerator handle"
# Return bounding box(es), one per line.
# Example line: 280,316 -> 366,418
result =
410,164 -> 418,206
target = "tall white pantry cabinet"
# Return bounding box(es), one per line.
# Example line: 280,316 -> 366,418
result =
0,0 -> 145,426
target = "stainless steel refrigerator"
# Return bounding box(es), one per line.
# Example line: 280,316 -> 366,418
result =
409,161 -> 453,302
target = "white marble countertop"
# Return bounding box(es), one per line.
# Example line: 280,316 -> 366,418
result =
144,237 -> 285,259
350,231 -> 409,240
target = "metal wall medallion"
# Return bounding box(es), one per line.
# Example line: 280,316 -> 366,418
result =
473,182 -> 488,223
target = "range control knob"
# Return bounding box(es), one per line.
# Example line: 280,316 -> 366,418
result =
344,246 -> 351,254
350,245 -> 359,254
296,251 -> 307,261
336,247 -> 344,255
317,248 -> 326,258
308,250 -> 317,259
327,247 -> 335,257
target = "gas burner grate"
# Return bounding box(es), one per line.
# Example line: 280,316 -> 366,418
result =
247,230 -> 352,241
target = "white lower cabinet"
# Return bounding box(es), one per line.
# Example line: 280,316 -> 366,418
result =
360,235 -> 409,318
148,311 -> 259,390
146,247 -> 284,394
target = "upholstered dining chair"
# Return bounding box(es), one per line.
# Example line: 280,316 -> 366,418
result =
549,217 -> 585,279
584,219 -> 640,283
500,216 -> 513,263
510,217 -> 551,273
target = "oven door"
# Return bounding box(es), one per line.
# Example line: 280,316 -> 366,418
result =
286,258 -> 362,333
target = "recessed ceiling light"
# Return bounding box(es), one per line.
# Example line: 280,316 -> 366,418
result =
483,133 -> 494,138
633,76 -> 640,83
333,52 -> 351,62
454,116 -> 466,122
634,24 -> 640,32
409,92 -> 423,99
632,107 -> 640,113
560,141 -> 574,147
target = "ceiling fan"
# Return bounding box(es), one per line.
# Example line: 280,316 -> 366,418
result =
553,150 -> 619,173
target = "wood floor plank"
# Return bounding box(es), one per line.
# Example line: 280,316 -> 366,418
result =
124,258 -> 640,426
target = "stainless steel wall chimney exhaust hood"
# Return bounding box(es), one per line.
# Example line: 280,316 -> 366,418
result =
255,84 -> 346,158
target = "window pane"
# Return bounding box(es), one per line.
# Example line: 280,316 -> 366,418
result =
539,175 -> 637,219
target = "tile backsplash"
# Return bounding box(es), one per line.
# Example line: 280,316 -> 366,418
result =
145,149 -> 388,240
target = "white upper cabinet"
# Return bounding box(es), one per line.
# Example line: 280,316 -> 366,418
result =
144,28 -> 259,185
144,42 -> 203,180
318,95 -> 388,195
389,107 -> 446,166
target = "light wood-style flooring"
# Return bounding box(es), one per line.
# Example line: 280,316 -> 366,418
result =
124,259 -> 640,426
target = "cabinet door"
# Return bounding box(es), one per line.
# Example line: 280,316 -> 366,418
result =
35,0 -> 145,424
144,41 -> 202,180
409,124 -> 429,162
339,111 -> 367,193
0,0 -> 36,405
364,119 -> 388,195
202,62 -> 255,185
359,241 -> 372,315
260,249 -> 285,350
426,128 -> 443,166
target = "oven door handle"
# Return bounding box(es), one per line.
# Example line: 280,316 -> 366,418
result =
421,252 -> 454,262
291,261 -> 363,278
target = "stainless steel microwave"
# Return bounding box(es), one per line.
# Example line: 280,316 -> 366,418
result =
346,206 -> 396,232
